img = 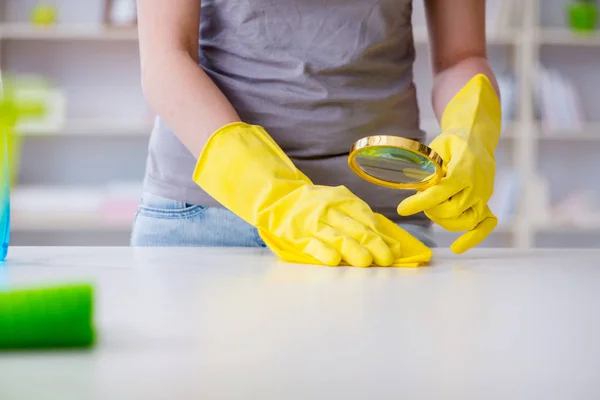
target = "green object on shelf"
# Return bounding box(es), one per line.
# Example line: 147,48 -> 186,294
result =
0,284 -> 96,350
567,1 -> 598,32
31,3 -> 58,26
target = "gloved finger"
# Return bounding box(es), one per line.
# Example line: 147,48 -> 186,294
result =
302,237 -> 342,266
397,179 -> 464,216
428,205 -> 481,233
451,212 -> 498,254
327,210 -> 394,267
314,224 -> 374,268
370,217 -> 403,257
425,189 -> 477,219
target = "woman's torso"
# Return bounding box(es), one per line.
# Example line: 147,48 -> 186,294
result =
144,0 -> 428,225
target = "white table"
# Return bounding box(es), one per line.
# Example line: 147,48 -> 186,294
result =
1,247 -> 599,400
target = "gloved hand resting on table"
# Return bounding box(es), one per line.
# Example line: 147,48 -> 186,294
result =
397,74 -> 501,254
193,122 -> 432,267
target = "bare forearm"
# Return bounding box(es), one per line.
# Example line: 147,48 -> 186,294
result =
424,0 -> 500,121
431,57 -> 500,121
142,52 -> 240,158
137,0 -> 239,158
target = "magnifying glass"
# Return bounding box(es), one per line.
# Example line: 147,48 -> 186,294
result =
348,135 -> 445,191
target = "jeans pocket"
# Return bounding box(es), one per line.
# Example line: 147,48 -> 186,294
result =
137,192 -> 207,220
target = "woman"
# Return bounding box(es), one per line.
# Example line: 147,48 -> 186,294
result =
131,0 -> 502,267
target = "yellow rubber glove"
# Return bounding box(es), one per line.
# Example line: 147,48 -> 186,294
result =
193,122 -> 432,267
397,74 -> 501,254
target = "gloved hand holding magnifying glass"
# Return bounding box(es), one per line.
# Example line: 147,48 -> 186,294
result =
349,74 -> 501,254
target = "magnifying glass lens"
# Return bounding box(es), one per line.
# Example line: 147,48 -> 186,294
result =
354,146 -> 438,185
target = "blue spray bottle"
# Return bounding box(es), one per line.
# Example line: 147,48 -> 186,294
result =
0,125 -> 9,262
0,73 -> 12,262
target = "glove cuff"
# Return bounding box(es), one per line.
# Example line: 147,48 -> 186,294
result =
192,122 -> 311,225
440,74 -> 502,152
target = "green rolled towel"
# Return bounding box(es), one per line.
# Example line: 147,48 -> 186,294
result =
0,284 -> 95,350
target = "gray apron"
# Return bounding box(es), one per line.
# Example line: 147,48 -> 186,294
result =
143,0 -> 427,225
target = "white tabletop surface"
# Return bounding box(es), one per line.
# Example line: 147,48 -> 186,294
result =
1,247 -> 600,400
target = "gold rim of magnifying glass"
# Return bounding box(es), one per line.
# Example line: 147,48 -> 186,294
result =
348,135 -> 445,191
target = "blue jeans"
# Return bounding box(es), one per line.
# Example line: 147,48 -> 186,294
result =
131,192 -> 436,248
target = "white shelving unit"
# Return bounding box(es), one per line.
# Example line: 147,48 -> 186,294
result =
16,118 -> 151,137
537,124 -> 600,141
3,0 -> 600,248
11,211 -> 133,232
539,27 -> 600,46
0,23 -> 138,40
529,0 -> 600,248
413,26 -> 516,46
0,1 -> 147,245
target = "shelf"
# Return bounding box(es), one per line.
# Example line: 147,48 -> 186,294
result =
535,224 -> 600,235
11,212 -> 133,232
537,124 -> 600,141
16,119 -> 152,137
10,185 -> 140,232
538,28 -> 600,46
0,23 -> 138,41
413,26 -> 516,45
538,133 -> 600,141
